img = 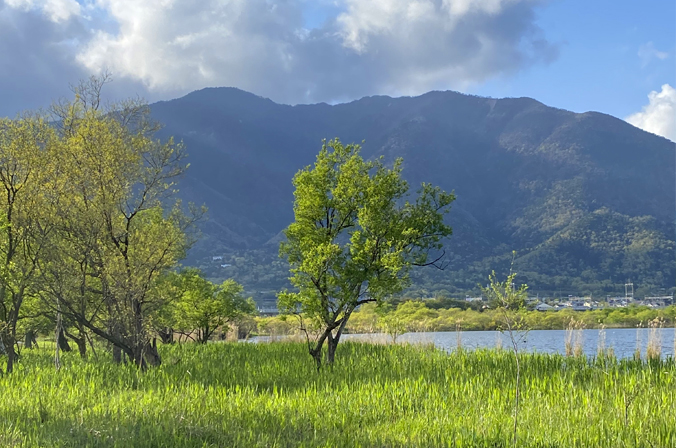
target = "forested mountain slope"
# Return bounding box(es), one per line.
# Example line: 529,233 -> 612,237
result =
150,88 -> 675,298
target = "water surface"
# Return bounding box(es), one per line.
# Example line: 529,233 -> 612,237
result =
341,328 -> 676,359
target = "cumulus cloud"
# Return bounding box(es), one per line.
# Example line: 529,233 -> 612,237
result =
626,84 -> 676,142
1,0 -> 557,113
74,0 -> 557,104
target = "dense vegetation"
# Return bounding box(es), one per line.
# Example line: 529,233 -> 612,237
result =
1,342 -> 673,447
258,301 -> 676,336
0,78 -> 254,373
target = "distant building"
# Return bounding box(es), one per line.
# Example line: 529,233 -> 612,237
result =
607,297 -> 630,308
465,297 -> 483,302
572,297 -> 591,310
212,256 -> 223,261
221,264 -> 231,268
535,303 -> 555,312
639,296 -> 674,308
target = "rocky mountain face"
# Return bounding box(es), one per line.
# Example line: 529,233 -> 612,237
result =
150,88 -> 675,297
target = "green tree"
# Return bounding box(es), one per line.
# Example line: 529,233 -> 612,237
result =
377,303 -> 408,343
148,271 -> 184,344
0,114 -> 58,373
279,139 -> 454,369
39,76 -> 202,368
173,269 -> 255,343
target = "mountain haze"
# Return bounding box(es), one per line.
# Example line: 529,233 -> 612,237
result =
150,88 -> 675,298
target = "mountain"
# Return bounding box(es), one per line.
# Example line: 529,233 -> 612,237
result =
150,88 -> 675,299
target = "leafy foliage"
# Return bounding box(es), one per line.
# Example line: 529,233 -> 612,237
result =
279,139 -> 454,367
0,114 -> 59,372
0,77 -> 204,370
159,268 -> 255,343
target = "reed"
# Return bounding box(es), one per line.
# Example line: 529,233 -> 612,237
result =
573,321 -> 585,357
634,322 -> 643,361
597,323 -> 606,357
646,318 -> 664,361
565,318 -> 584,357
0,342 -> 673,447
455,320 -> 463,352
565,318 -> 574,356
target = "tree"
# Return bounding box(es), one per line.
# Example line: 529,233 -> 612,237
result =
481,257 -> 529,448
173,269 -> 255,343
38,76 -> 203,368
0,115 -> 58,373
378,303 -> 407,343
147,271 -> 183,344
279,139 -> 454,369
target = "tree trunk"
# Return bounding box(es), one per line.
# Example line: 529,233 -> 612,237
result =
132,345 -> 144,369
68,323 -> 89,358
145,338 -> 161,367
327,335 -> 338,365
308,327 -> 333,371
112,345 -> 122,364
86,332 -> 97,359
309,345 -> 323,372
199,325 -> 211,344
1,332 -> 17,373
65,333 -> 87,359
326,309 -> 352,366
158,327 -> 174,344
130,342 -> 160,370
76,337 -> 86,358
6,341 -> 15,373
57,328 -> 72,352
24,330 -> 36,349
0,332 -> 16,373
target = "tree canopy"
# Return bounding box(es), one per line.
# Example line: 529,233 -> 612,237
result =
279,139 -> 454,368
0,76 -> 207,371
157,268 -> 256,344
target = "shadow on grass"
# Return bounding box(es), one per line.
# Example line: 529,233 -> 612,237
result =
0,405 -> 570,448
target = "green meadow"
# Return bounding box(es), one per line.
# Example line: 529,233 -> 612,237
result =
0,342 -> 674,447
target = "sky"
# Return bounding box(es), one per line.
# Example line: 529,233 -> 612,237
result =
0,0 -> 674,141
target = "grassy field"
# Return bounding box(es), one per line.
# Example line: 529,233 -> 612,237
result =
0,342 -> 674,447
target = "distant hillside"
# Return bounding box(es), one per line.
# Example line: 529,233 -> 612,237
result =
150,88 -> 675,299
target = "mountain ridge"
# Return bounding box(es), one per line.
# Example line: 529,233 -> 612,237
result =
149,87 -> 675,297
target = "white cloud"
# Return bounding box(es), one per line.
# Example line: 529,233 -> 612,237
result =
5,0 -> 80,22
74,0 -> 556,104
0,0 -> 557,112
626,84 -> 676,142
337,0 -> 516,52
77,0 -> 305,92
638,42 -> 669,68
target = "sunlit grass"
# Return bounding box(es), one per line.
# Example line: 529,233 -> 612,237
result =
0,342 -> 674,447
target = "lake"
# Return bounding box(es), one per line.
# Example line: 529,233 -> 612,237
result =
340,328 -> 676,359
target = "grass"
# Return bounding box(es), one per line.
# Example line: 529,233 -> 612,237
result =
0,342 -> 674,447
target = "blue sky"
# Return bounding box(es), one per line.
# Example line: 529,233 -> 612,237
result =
471,0 -> 675,118
0,0 -> 674,139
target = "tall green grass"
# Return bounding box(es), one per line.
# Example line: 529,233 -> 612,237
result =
0,342 -> 673,447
